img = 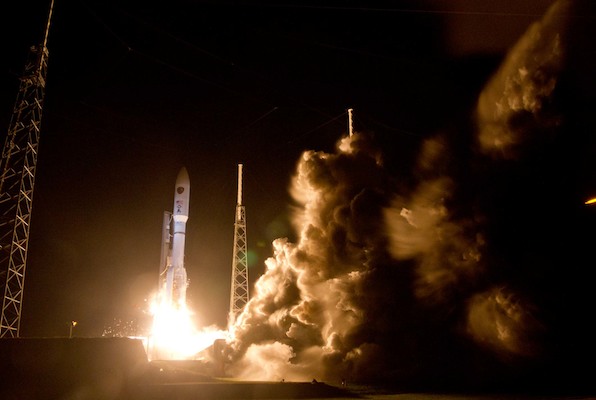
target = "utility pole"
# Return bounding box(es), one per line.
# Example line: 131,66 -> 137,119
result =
228,164 -> 249,328
0,0 -> 54,337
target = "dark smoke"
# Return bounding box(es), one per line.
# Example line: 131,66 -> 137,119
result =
227,0 -> 596,391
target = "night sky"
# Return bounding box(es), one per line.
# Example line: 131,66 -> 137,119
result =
2,0 -> 596,391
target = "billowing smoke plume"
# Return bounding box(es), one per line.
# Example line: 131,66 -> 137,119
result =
228,135 -> 399,382
226,0 -> 595,389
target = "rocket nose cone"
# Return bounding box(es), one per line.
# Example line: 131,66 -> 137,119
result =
177,167 -> 190,186
174,167 -> 190,217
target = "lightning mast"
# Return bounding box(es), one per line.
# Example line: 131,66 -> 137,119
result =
348,108 -> 354,137
0,0 -> 54,337
228,164 -> 249,328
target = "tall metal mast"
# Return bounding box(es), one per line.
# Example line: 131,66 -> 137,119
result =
228,164 -> 249,328
348,108 -> 354,137
0,0 -> 54,337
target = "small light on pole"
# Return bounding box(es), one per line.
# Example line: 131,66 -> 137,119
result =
69,321 -> 77,338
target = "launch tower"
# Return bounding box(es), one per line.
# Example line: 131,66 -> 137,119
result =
0,0 -> 54,337
228,164 -> 249,327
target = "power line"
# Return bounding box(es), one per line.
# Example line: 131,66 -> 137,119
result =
240,3 -> 584,19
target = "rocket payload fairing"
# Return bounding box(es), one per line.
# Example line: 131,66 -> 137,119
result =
161,167 -> 190,308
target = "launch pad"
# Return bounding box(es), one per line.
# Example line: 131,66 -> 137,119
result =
0,337 -> 147,399
0,337 -> 354,399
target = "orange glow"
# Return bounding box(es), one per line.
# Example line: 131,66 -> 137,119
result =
146,294 -> 227,360
585,198 -> 596,205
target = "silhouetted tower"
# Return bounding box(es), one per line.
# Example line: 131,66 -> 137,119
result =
228,164 -> 249,328
0,0 -> 54,337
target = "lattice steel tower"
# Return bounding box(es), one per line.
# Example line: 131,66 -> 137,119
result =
228,164 -> 249,328
0,0 -> 54,337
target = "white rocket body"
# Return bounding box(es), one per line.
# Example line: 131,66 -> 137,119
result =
164,167 -> 190,308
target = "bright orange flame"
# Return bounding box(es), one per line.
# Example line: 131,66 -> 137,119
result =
146,294 -> 228,360
585,198 -> 596,205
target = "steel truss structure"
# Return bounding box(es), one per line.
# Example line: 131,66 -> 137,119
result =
228,164 -> 249,328
0,1 -> 53,337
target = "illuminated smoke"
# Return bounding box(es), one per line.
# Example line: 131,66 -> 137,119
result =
227,0 -> 592,386
465,0 -> 572,359
228,134 -> 395,382
387,0 -> 574,365
466,287 -> 544,359
476,1 -> 567,159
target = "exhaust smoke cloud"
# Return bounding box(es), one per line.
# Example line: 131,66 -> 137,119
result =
225,0 -> 595,389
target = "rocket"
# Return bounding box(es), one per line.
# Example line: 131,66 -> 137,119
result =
161,167 -> 190,308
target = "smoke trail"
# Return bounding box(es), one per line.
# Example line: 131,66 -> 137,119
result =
227,0 -> 593,387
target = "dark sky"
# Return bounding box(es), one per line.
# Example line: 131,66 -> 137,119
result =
0,0 -> 511,335
6,2 -> 596,387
